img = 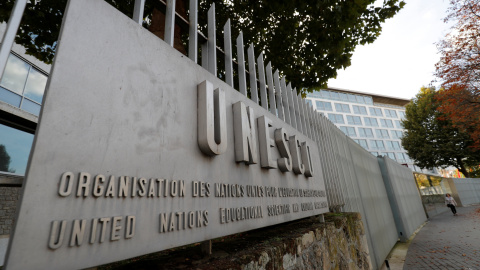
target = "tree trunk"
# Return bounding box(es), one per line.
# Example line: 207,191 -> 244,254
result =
456,158 -> 470,178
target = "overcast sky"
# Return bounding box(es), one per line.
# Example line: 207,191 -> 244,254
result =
327,0 -> 452,100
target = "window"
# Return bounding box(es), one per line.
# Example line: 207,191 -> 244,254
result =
380,119 -> 393,128
340,126 -> 356,137
398,111 -> 406,118
364,117 -> 379,127
352,105 -> 368,115
369,107 -> 383,116
386,141 -> 401,150
385,109 -> 398,118
334,103 -> 351,113
396,152 -> 410,162
375,129 -> 390,139
328,113 -> 344,124
370,140 -> 385,150
358,128 -> 374,138
0,124 -> 35,175
370,152 -> 379,156
364,96 -> 373,105
316,101 -> 333,111
354,139 -> 368,150
385,152 -> 396,160
306,99 -> 312,107
391,130 -> 403,139
394,120 -> 403,129
0,54 -> 48,116
347,115 -> 362,125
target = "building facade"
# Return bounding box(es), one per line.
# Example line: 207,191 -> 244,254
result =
306,87 -> 425,172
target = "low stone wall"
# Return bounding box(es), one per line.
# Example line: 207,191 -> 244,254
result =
0,187 -> 21,235
100,212 -> 371,270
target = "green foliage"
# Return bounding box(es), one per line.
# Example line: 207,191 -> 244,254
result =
0,0 -> 405,91
0,144 -> 12,172
402,87 -> 480,177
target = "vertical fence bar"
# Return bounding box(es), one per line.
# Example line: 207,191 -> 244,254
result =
257,53 -> 268,110
274,70 -> 284,121
201,42 -> 208,69
223,19 -> 233,87
298,95 -> 307,137
188,0 -> 198,63
164,0 -> 176,46
0,0 -> 27,80
247,44 -> 258,104
207,4 -> 216,76
133,0 -> 146,25
287,83 -> 297,130
266,62 -> 276,115
281,77 -> 291,125
300,95 -> 310,138
236,32 -> 247,96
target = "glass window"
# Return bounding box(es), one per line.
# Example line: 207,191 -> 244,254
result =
0,124 -> 34,175
0,86 -> 22,107
330,91 -> 340,100
370,140 -> 385,150
334,103 -> 351,113
358,128 -> 374,138
339,93 -> 348,101
347,115 -> 362,125
320,90 -> 330,99
370,152 -> 379,156
354,139 -> 369,150
385,109 -> 398,118
386,141 -> 401,150
23,68 -> 47,104
385,152 -> 396,160
375,129 -> 390,139
364,117 -> 379,127
391,130 -> 403,139
328,113 -> 344,124
369,107 -> 383,117
364,96 -> 373,105
316,101 -> 333,111
356,95 -> 365,103
380,119 -> 393,128
0,54 -> 30,95
352,105 -> 368,115
348,94 -> 357,102
306,99 -> 312,107
340,126 -> 356,137
394,120 -> 402,129
398,111 -> 406,118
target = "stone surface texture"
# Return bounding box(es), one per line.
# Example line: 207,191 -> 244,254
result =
100,213 -> 371,270
0,187 -> 21,235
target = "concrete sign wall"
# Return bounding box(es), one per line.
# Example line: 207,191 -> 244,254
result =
4,0 -> 327,269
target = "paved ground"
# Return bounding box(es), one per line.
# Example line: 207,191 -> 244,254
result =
402,205 -> 480,270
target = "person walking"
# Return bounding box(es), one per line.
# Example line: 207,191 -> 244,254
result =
445,193 -> 458,216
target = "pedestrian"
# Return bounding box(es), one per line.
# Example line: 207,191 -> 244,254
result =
445,193 -> 457,216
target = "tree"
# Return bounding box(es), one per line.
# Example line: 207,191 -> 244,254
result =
401,87 -> 480,178
435,0 -> 480,150
0,0 -> 405,92
0,144 -> 13,173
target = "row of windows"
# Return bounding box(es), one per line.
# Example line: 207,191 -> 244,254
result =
368,151 -> 411,162
0,53 -> 48,116
308,90 -> 374,105
353,139 -> 402,151
313,100 -> 405,119
328,113 -> 403,128
340,125 -> 404,139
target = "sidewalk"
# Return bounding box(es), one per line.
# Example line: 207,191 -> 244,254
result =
402,205 -> 480,270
